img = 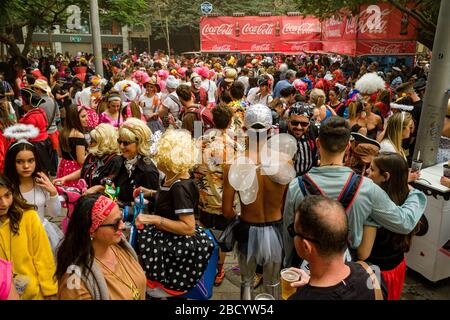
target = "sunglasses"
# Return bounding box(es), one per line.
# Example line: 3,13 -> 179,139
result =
287,223 -> 320,244
98,219 -> 123,232
117,139 -> 137,146
290,120 -> 310,128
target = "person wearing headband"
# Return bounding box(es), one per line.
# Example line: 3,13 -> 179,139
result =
4,133 -> 62,255
56,194 -> 146,300
99,91 -> 124,128
18,88 -> 54,175
0,174 -> 57,300
287,102 -> 319,176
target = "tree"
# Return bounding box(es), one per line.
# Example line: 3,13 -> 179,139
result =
292,0 -> 440,50
0,0 -> 148,65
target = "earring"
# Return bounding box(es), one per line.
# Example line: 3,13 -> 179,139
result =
90,235 -> 94,241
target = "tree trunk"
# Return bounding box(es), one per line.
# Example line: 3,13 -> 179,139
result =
22,23 -> 37,57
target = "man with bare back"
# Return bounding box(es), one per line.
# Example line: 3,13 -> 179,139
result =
223,104 -> 289,300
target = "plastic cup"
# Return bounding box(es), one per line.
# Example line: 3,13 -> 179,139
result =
254,293 -> 275,300
280,268 -> 300,300
443,164 -> 450,178
411,159 -> 423,173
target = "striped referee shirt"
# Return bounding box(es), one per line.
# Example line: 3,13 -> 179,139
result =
294,135 -> 314,176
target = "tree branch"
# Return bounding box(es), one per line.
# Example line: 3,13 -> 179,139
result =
388,0 -> 435,30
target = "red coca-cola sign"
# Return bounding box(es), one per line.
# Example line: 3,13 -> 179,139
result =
241,23 -> 274,35
201,23 -> 234,36
282,22 -> 319,35
357,40 -> 416,55
250,43 -> 271,51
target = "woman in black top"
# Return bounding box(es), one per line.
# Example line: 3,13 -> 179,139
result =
53,123 -> 123,193
113,118 -> 159,206
56,105 -> 88,187
360,152 -> 423,300
135,129 -> 214,297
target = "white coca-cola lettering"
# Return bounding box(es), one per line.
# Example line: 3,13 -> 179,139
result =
345,16 -> 357,34
290,43 -> 309,51
325,17 -> 342,28
370,43 -> 401,54
211,44 -> 232,51
282,22 -> 320,35
241,23 -> 274,35
201,23 -> 234,36
250,44 -> 271,51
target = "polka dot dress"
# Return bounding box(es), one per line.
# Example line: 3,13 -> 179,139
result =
138,225 -> 214,292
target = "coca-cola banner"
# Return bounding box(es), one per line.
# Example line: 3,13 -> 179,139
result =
200,3 -> 418,55
357,40 -> 417,55
322,14 -> 357,41
322,41 -> 356,56
280,16 -> 322,41
278,41 -> 323,53
200,16 -> 236,45
357,3 -> 418,40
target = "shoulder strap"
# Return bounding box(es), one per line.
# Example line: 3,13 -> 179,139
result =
337,172 -> 363,211
46,99 -> 58,130
168,94 -> 182,108
297,174 -> 325,197
356,261 -> 383,300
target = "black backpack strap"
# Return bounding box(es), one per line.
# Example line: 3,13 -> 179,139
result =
297,176 -> 308,197
337,172 -> 363,211
297,174 -> 325,197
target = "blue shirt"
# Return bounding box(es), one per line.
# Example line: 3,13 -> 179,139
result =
273,80 -> 293,98
283,166 -> 427,267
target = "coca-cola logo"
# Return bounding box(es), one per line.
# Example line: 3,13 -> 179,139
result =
370,43 -> 401,54
250,44 -> 271,51
211,44 -> 231,51
290,43 -> 309,51
201,23 -> 233,36
345,16 -> 357,34
241,23 -> 274,35
282,22 -> 320,35
325,17 -> 342,28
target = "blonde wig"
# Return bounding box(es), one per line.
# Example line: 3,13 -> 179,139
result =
118,118 -> 152,158
310,88 -> 326,108
383,111 -> 413,158
154,129 -> 196,175
88,123 -> 120,157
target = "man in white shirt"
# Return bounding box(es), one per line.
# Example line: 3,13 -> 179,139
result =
198,67 -> 217,107
159,75 -> 181,128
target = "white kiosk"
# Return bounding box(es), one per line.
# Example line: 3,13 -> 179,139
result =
406,162 -> 450,282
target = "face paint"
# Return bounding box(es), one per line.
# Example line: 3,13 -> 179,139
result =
192,77 -> 202,90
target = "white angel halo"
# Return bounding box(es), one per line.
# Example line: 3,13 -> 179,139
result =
3,123 -> 39,141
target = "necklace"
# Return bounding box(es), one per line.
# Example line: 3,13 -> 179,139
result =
95,248 -> 140,300
320,163 -> 343,167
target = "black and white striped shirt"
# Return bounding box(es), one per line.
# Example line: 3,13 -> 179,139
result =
294,135 -> 314,176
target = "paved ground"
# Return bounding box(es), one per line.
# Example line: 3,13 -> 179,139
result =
211,252 -> 450,300
48,215 -> 449,300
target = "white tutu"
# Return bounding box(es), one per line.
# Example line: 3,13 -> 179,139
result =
246,224 -> 283,266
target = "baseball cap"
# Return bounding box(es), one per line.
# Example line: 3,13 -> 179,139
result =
244,104 -> 273,132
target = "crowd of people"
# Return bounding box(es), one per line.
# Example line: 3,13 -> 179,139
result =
0,48 -> 448,301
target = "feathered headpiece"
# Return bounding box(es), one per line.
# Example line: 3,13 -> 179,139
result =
3,124 -> 39,149
355,73 -> 386,95
390,103 -> 414,111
